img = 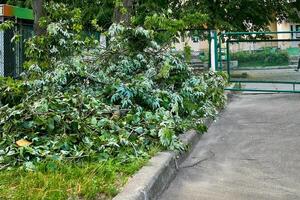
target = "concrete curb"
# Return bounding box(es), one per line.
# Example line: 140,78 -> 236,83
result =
113,94 -> 232,200
113,120 -> 214,200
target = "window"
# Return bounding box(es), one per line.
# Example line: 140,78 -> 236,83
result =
296,25 -> 300,38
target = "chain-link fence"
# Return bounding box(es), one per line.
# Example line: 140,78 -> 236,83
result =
0,24 -> 33,78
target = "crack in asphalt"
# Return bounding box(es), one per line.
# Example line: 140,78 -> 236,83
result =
180,151 -> 215,169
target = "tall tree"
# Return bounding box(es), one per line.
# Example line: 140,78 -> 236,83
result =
113,0 -> 134,25
32,0 -> 45,35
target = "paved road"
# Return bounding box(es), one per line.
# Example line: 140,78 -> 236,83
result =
241,83 -> 300,93
232,68 -> 300,82
159,94 -> 300,200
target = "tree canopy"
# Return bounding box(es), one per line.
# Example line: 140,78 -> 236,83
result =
287,0 -> 300,23
181,0 -> 293,31
3,0 -> 299,32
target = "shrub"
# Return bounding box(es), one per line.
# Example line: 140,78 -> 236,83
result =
0,4 -> 227,169
231,48 -> 289,67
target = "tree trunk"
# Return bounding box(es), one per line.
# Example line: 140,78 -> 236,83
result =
33,0 -> 46,35
113,0 -> 134,25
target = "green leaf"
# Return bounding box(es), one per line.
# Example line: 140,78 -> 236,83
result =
47,118 -> 55,132
158,127 -> 175,147
135,127 -> 144,134
91,117 -> 97,126
22,121 -> 34,129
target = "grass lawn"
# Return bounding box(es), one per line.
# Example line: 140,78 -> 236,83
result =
0,148 -> 160,200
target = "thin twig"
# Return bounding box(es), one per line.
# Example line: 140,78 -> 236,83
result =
0,164 -> 10,171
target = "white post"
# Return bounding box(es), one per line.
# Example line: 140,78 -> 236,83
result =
100,34 -> 107,48
210,30 -> 217,72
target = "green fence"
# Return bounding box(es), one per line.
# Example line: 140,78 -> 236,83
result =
0,24 -> 33,77
0,25 -> 104,78
219,31 -> 300,93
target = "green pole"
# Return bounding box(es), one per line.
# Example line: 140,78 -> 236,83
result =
226,40 -> 230,80
213,31 -> 218,71
219,35 -> 223,71
221,31 -> 300,36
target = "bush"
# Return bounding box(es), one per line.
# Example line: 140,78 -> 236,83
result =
231,48 -> 289,67
0,4 -> 227,169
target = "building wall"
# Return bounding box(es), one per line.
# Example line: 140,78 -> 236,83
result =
276,21 -> 300,49
229,21 -> 300,51
172,21 -> 300,59
229,41 -> 278,53
174,37 -> 209,52
277,21 -> 292,49
269,22 -> 278,33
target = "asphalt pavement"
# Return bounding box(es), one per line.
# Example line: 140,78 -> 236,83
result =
159,93 -> 300,200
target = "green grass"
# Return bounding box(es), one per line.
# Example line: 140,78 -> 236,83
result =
0,147 -> 160,200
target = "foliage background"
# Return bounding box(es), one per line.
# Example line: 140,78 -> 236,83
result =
3,0 -> 299,32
